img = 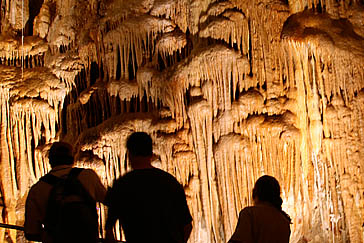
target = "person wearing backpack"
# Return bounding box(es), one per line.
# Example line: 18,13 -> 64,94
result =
24,142 -> 107,243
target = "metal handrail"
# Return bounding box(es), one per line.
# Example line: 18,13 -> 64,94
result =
0,223 -> 24,231
0,223 -> 126,242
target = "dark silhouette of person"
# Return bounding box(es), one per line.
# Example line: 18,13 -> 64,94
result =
105,132 -> 193,243
228,175 -> 291,243
24,142 -> 107,243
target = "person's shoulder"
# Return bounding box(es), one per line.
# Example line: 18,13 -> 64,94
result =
151,167 -> 174,176
34,173 -> 56,186
118,168 -> 181,187
125,168 -> 174,178
244,204 -> 276,213
146,167 -> 173,178
27,176 -> 52,198
28,180 -> 42,193
241,206 -> 255,212
151,168 -> 181,183
78,167 -> 98,175
75,168 -> 104,185
239,206 -> 256,216
76,167 -> 103,179
111,171 -> 131,186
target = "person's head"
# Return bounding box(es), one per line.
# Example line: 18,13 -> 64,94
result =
48,142 -> 74,168
126,132 -> 153,169
252,175 -> 282,209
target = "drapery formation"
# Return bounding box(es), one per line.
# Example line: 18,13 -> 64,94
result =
0,0 -> 363,242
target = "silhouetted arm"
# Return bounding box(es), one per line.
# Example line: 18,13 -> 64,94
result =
24,187 -> 42,242
104,181 -> 121,243
183,222 -> 193,242
228,208 -> 253,243
174,181 -> 193,243
78,169 -> 107,203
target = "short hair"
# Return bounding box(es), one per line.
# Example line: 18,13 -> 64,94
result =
252,175 -> 282,210
48,142 -> 74,167
126,132 -> 153,157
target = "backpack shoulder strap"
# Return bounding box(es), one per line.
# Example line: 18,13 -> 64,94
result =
40,168 -> 83,185
40,174 -> 64,185
67,168 -> 84,180
65,168 -> 94,203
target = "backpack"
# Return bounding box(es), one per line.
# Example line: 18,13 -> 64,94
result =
40,168 -> 99,243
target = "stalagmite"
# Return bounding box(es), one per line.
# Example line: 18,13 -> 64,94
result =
213,133 -> 251,239
33,2 -> 51,39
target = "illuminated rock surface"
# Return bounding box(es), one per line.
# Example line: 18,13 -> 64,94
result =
0,0 -> 363,242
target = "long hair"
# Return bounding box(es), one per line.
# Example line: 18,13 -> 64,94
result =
252,175 -> 291,222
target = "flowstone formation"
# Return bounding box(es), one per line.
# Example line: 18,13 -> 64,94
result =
0,0 -> 364,242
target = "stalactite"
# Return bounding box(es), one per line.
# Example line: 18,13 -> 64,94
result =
46,53 -> 84,89
200,8 -> 249,55
0,89 -> 17,242
187,98 -> 220,242
155,30 -> 187,67
33,2 -> 51,39
288,0 -> 363,17
7,0 -> 29,31
150,0 -> 189,33
11,99 -> 58,184
231,0 -> 290,97
280,7 -> 364,242
103,15 -> 176,79
106,78 -> 138,100
0,35 -> 47,63
281,10 -> 364,102
137,44 -> 250,128
213,133 -> 251,240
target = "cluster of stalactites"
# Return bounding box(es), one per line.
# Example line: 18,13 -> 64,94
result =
102,15 -> 176,80
0,63 -> 70,203
0,35 -> 48,68
186,83 -> 300,240
46,52 -> 84,89
199,2 -> 250,56
136,44 -> 251,129
287,0 -> 362,15
281,10 -> 364,105
279,9 -> 364,242
11,99 -> 57,183
155,30 -> 188,68
229,0 -> 290,98
149,0 -> 189,33
0,0 -> 30,31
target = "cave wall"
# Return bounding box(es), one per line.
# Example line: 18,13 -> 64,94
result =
0,0 -> 364,242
